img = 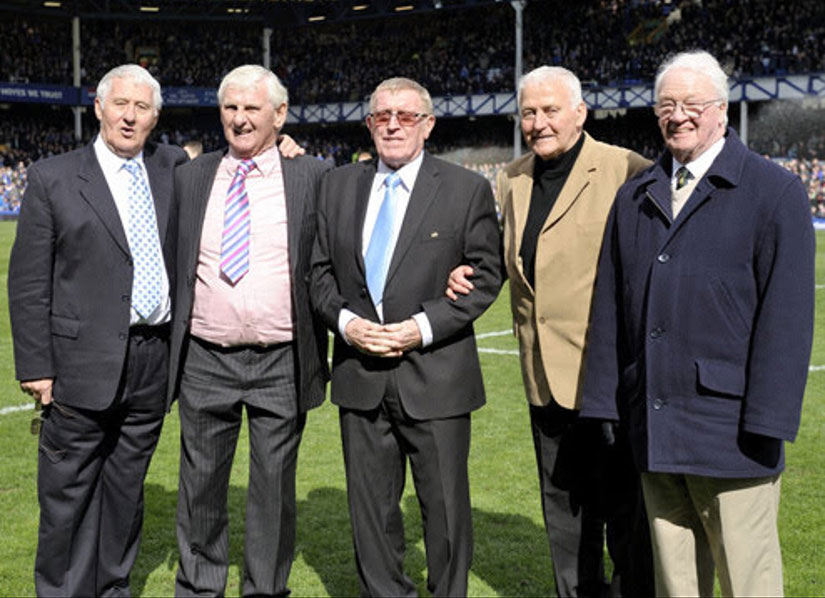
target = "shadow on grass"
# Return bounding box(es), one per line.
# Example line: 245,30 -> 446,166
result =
132,483 -> 249,597
295,487 -> 553,597
134,484 -> 554,597
402,495 -> 556,596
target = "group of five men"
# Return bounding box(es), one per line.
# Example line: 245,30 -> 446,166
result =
8,48 -> 813,598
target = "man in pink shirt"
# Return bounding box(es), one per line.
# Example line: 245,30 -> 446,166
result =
168,65 -> 331,597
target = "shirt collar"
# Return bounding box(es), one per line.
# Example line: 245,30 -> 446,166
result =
376,150 -> 425,192
93,134 -> 146,176
672,136 -> 726,183
225,143 -> 281,177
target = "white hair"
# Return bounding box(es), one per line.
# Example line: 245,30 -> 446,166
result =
369,77 -> 434,115
218,64 -> 288,108
654,50 -> 730,103
518,66 -> 583,110
96,64 -> 163,115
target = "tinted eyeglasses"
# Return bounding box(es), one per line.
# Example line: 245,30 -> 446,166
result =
369,110 -> 429,127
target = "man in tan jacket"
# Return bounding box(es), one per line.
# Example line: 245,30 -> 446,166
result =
450,66 -> 651,597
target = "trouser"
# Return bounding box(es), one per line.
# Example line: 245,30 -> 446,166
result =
176,337 -> 304,598
530,400 -> 653,597
641,472 -> 783,597
340,379 -> 473,597
35,327 -> 168,597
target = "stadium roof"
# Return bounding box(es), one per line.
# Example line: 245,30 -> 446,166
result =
0,0 -> 506,25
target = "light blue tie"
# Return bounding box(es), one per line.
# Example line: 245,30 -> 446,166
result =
365,171 -> 402,305
123,159 -> 163,318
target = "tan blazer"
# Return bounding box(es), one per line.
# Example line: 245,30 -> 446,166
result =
498,132 -> 650,409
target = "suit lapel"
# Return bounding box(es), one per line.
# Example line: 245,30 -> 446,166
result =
385,153 -> 438,288
185,151 -> 222,276
142,143 -> 171,242
541,133 -> 593,234
509,155 -> 534,285
77,144 -> 130,256
353,163 -> 376,278
281,155 -> 303,275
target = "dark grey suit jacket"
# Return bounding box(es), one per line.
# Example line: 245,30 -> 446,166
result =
309,153 -> 503,420
8,141 -> 187,410
168,150 -> 331,412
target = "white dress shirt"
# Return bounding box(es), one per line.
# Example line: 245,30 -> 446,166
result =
93,135 -> 171,326
338,151 -> 433,347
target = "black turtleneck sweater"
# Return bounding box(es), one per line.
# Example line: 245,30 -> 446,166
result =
519,133 -> 585,288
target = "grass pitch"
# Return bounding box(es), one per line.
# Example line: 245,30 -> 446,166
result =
0,220 -> 822,596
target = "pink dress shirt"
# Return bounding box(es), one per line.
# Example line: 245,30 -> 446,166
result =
190,145 -> 294,346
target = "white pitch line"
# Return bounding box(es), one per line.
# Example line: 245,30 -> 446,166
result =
0,404 -> 32,416
478,347 -> 519,355
476,330 -> 512,339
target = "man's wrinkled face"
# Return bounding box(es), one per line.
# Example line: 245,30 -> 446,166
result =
95,77 -> 158,158
520,79 -> 586,161
367,89 -> 435,169
656,67 -> 727,164
220,80 -> 287,159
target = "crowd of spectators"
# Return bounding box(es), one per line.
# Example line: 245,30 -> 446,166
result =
2,0 -> 823,102
0,162 -> 26,214
2,0 -> 824,214
782,158 -> 825,217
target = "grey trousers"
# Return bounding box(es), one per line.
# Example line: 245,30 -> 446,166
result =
175,337 -> 305,598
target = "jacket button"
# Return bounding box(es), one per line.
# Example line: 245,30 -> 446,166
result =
657,253 -> 670,263
649,327 -> 664,339
652,398 -> 664,410
122,295 -> 130,303
539,316 -> 546,324
126,258 -> 133,267
118,332 -> 127,340
359,287 -> 368,298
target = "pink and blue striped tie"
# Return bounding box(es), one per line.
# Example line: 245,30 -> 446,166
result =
221,159 -> 255,284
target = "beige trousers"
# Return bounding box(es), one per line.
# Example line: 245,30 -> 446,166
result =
641,472 -> 783,597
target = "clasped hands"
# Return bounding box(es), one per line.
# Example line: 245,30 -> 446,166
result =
345,317 -> 422,358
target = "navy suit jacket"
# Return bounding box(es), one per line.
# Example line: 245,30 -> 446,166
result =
168,150 -> 332,412
8,141 -> 187,410
309,153 -> 503,420
580,129 -> 815,477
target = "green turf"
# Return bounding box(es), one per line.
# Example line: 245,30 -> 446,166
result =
0,219 -> 822,596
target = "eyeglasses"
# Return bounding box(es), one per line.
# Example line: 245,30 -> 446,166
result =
654,99 -> 722,119
369,110 -> 429,127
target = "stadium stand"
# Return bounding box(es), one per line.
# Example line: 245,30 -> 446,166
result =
1,0 -> 824,214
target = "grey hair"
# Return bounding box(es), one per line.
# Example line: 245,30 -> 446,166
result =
518,66 -> 583,110
218,64 -> 288,108
369,77 -> 433,115
96,64 -> 163,115
654,50 -> 730,103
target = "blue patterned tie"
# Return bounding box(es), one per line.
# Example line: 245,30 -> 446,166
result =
221,159 -> 256,284
123,159 -> 164,318
365,171 -> 402,305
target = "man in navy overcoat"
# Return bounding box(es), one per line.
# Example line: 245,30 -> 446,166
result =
580,50 -> 814,597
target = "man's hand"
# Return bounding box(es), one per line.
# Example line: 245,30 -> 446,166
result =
446,265 -> 475,301
382,319 -> 423,354
21,378 -> 54,406
345,318 -> 401,357
277,134 -> 306,159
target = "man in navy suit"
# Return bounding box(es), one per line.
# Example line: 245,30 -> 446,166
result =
580,50 -> 814,596
8,64 -> 187,596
